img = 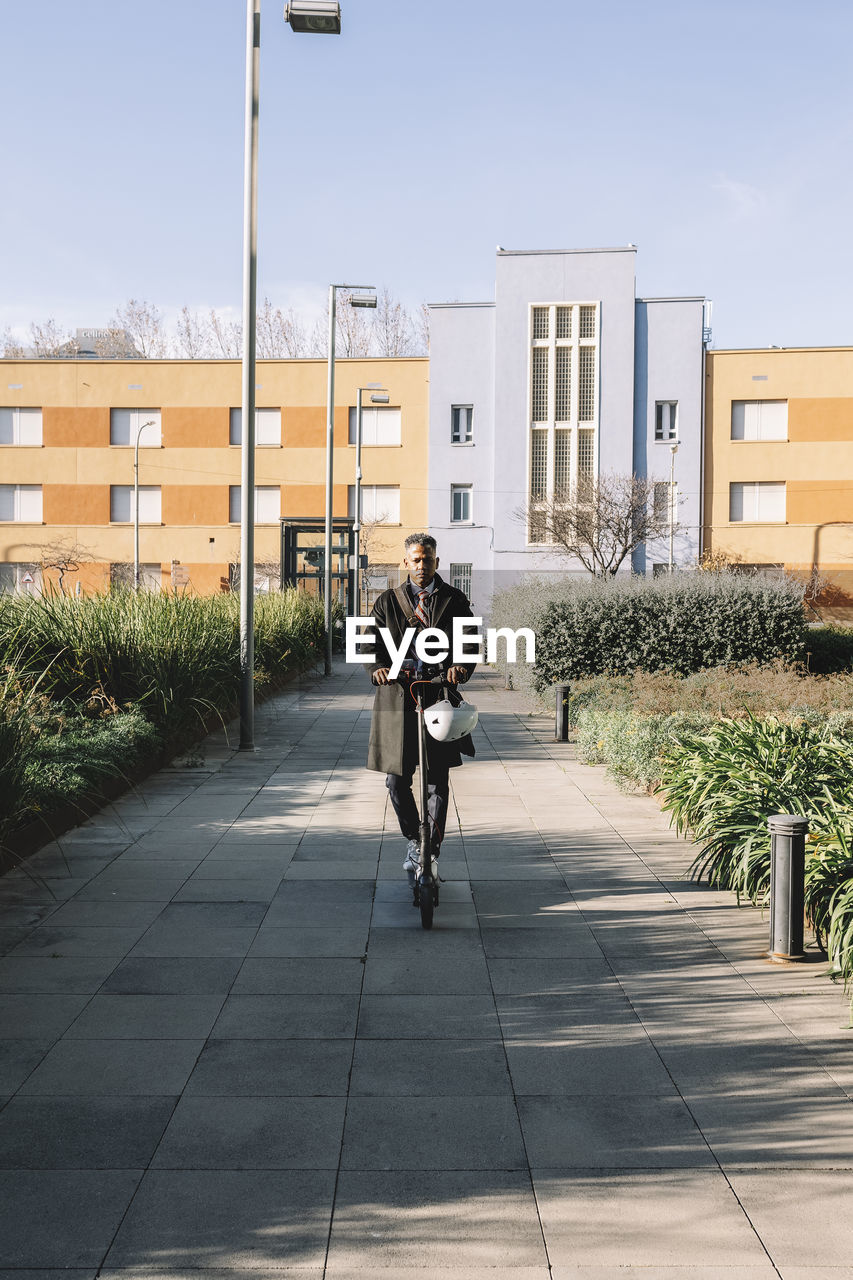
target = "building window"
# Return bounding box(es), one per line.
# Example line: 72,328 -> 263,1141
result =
0,563 -> 41,593
450,405 -> 473,444
729,481 -> 786,522
0,408 -> 42,446
229,485 -> 281,524
449,562 -> 472,597
731,401 -> 788,441
347,406 -> 402,446
527,301 -> 599,534
110,408 -> 162,447
347,484 -> 401,524
0,485 -> 43,522
110,485 -> 161,524
229,408 -> 281,447
110,562 -> 161,591
451,485 -> 473,523
653,481 -> 677,523
655,401 -> 678,441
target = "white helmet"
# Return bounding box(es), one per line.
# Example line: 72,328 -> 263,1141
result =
424,697 -> 479,742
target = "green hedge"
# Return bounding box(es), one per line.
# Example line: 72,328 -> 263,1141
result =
805,624 -> 853,674
492,573 -> 807,691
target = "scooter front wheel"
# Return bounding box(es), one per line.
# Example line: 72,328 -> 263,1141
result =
419,875 -> 435,930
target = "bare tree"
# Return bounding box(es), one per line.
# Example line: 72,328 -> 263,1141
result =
30,319 -> 78,358
208,308 -> 243,358
1,328 -> 26,358
36,536 -> 96,593
107,299 -> 168,358
372,288 -> 413,357
256,297 -> 308,358
174,306 -> 213,359
415,302 -> 430,355
520,472 -> 678,578
335,291 -> 373,357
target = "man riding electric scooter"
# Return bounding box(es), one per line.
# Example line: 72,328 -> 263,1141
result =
367,535 -> 478,894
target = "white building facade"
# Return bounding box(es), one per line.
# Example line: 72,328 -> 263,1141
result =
427,247 -> 706,612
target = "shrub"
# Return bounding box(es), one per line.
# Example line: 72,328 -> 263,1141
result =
491,572 -> 807,693
657,717 -> 853,903
805,624 -> 853,674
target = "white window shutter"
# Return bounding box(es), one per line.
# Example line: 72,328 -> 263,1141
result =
18,409 -> 43,446
256,409 -> 281,446
255,486 -> 280,523
137,487 -> 161,524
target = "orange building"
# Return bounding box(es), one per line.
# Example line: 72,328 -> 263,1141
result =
704,347 -> 853,616
0,357 -> 428,595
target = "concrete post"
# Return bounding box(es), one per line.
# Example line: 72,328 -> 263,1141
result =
768,813 -> 808,962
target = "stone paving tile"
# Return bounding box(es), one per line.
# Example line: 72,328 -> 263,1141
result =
230,957 -> 365,994
151,1095 -> 346,1169
726,1169 -> 853,1268
356,994 -> 501,1040
0,994 -> 92,1039
211,993 -> 360,1039
0,1095 -> 176,1167
65,994 -> 225,1040
683,1090 -> 853,1165
101,957 -> 242,995
0,1170 -> 142,1268
327,1170 -> 548,1270
7,924 -> 148,958
42,900 -> 165,929
0,1040 -> 52,1093
0,956 -> 117,994
19,1038 -> 204,1096
341,1095 -> 527,1169
532,1169 -> 769,1267
184,1038 -> 352,1096
128,922 -> 258,959
518,1094 -> 713,1167
349,1038 -> 512,1096
103,1169 -> 336,1270
247,925 -> 368,956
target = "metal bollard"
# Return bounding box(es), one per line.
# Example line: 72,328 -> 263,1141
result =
768,814 -> 808,962
554,683 -> 570,742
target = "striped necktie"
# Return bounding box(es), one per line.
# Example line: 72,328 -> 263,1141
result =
414,589 -> 429,627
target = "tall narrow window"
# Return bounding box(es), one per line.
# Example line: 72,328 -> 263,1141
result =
531,347 -> 549,422
578,346 -> 596,422
530,430 -> 548,502
450,485 -> 472,523
654,481 -> 677,523
655,401 -> 678,441
347,485 -> 400,524
555,347 -> 571,422
554,429 -> 571,497
450,405 -> 473,444
528,302 -> 600,537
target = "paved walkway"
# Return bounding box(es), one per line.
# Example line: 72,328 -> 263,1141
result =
0,662 -> 852,1279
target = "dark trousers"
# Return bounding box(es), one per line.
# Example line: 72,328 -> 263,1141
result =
386,764 -> 450,845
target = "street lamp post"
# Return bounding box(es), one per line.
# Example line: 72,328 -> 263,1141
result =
133,419 -> 156,592
668,440 -> 679,573
323,285 -> 377,675
238,0 -> 341,752
353,384 -> 389,618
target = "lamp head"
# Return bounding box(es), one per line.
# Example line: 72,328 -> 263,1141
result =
348,292 -> 377,309
370,392 -> 390,404
285,1 -> 341,34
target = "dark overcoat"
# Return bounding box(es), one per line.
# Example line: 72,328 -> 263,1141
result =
366,575 -> 478,775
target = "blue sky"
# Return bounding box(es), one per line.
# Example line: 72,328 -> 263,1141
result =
2,0 -> 851,348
